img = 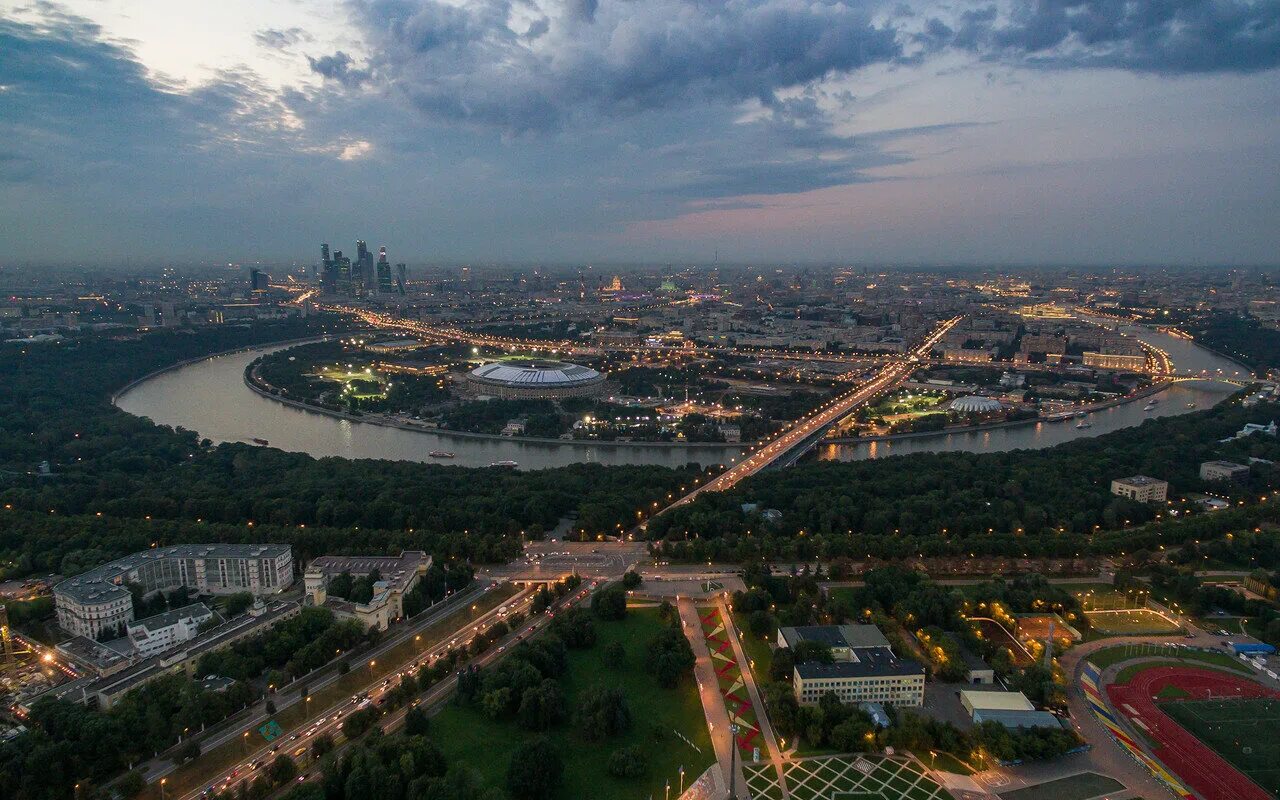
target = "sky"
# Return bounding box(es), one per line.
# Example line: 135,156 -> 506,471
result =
1,0 -> 1278,268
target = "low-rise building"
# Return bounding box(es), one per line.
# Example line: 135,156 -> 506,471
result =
1110,475 -> 1168,503
782,625 -> 925,707
960,689 -> 1034,716
305,551 -> 431,631
1200,460 -> 1251,482
126,603 -> 215,657
1083,351 -> 1147,371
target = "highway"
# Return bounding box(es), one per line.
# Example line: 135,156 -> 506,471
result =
662,315 -> 962,510
235,579 -> 606,800
172,583 -> 537,800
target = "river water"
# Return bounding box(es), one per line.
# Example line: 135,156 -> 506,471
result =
115,326 -> 1248,471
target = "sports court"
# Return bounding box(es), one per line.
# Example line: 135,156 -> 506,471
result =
1084,608 -> 1181,635
1107,665 -> 1280,800
743,755 -> 953,800
1163,697 -> 1280,796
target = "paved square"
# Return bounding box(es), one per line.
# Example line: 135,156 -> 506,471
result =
744,755 -> 954,800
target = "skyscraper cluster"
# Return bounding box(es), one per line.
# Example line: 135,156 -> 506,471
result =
319,241 -> 406,296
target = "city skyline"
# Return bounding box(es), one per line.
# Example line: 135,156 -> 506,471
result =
2,0 -> 1279,267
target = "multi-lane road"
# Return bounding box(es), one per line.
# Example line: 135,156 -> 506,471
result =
663,316 -> 962,510
167,583 -> 537,800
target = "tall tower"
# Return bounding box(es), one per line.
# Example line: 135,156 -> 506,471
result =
395,263 -> 407,295
320,243 -> 336,294
356,240 -> 374,293
376,247 -> 393,293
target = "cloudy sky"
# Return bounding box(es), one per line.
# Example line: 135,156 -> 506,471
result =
2,0 -> 1278,267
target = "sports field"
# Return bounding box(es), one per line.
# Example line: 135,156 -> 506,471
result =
1084,608 -> 1182,635
1163,698 -> 1280,796
1107,665 -> 1280,800
998,772 -> 1124,800
744,755 -> 953,800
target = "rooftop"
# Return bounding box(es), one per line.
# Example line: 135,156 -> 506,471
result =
794,647 -> 924,680
1113,474 -> 1167,487
468,360 -> 604,388
779,624 -> 891,651
54,544 -> 291,604
128,602 -> 215,635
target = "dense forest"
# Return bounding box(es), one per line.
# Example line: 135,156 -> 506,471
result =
647,393 -> 1280,561
0,319 -> 699,581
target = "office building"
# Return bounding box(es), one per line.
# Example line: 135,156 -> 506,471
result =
1110,475 -> 1168,502
395,263 -> 407,295
781,625 -> 925,707
376,247 -> 394,294
54,544 -> 293,639
126,603 -> 215,657
1200,460 -> 1251,482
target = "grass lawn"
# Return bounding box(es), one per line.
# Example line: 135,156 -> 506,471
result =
997,772 -> 1123,800
1163,698 -> 1280,796
1090,645 -> 1253,677
1083,608 -> 1182,636
745,755 -> 953,800
914,750 -> 975,776
148,585 -> 518,800
430,608 -> 714,800
732,612 -> 774,685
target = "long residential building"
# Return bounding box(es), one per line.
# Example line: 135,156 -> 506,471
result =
54,544 -> 293,639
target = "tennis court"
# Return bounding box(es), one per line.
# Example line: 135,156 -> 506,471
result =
743,755 -> 953,800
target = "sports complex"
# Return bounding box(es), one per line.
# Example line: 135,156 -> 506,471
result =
1083,653 -> 1280,800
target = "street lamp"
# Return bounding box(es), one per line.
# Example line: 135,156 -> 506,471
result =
728,724 -> 740,800
160,779 -> 167,800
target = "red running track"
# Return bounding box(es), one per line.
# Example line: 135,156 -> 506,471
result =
1107,666 -> 1280,800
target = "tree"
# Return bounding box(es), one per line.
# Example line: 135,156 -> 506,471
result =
573,685 -> 632,740
506,737 -> 563,800
622,571 -> 642,589
518,679 -> 567,731
606,745 -> 649,778
591,588 -> 628,621
792,640 -> 834,665
657,600 -> 675,621
174,738 -> 201,764
117,771 -> 147,799
602,641 -> 626,669
268,754 -> 298,785
225,592 -> 254,617
645,624 -> 695,688
404,706 -> 431,736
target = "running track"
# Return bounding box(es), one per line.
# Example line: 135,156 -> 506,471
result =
1107,666 -> 1280,800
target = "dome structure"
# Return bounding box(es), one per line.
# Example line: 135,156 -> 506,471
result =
467,359 -> 606,399
948,395 -> 1004,414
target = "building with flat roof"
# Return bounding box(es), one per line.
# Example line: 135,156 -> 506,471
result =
971,709 -> 1064,730
305,551 -> 431,631
1110,475 -> 1168,503
783,624 -> 924,707
959,689 -> 1034,715
126,603 -> 215,657
1200,460 -> 1251,482
54,544 -> 293,639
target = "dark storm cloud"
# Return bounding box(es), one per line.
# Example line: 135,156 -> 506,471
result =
936,0 -> 1280,74
306,51 -> 373,87
349,0 -> 902,132
254,27 -> 313,50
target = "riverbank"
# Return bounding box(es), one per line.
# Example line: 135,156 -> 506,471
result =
111,335 -> 336,404
243,354 -> 748,451
823,379 -> 1175,444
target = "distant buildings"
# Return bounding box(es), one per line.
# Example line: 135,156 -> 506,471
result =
53,544 -> 293,639
320,240 -> 404,297
1110,475 -> 1168,503
780,624 -> 925,708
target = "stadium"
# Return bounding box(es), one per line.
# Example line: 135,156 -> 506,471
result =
466,359 -> 607,399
